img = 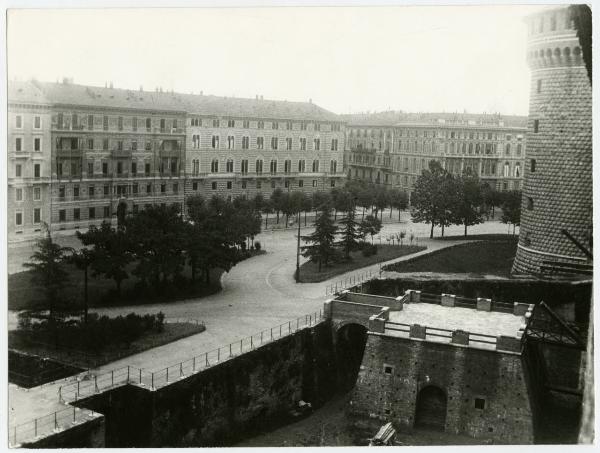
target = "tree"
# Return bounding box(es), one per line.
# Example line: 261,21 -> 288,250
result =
270,188 -> 285,224
373,186 -> 389,221
300,193 -> 313,227
359,215 -> 382,244
389,189 -> 409,221
501,190 -> 522,235
453,169 -> 484,237
338,205 -> 361,259
78,221 -> 132,295
411,160 -> 456,238
66,247 -> 95,324
301,208 -> 338,272
312,191 -> 332,215
261,198 -> 273,229
357,185 -> 375,221
22,224 -> 72,344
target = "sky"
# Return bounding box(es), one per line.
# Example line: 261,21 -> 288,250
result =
7,4 -> 545,116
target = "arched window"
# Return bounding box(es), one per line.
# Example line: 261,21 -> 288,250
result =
255,159 -> 263,174
270,159 -> 277,174
284,159 -> 291,174
312,160 -> 320,172
330,160 -> 337,174
505,144 -> 511,155
211,159 -> 219,173
226,159 -> 234,173
514,163 -> 521,178
517,144 -> 522,155
503,162 -> 510,177
530,159 -> 536,173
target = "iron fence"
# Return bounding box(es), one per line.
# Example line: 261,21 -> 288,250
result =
9,405 -> 99,447
325,270 -> 374,296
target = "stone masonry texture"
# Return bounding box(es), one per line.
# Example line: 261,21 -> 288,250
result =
349,333 -> 535,444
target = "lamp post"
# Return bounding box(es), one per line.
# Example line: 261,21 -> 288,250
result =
295,209 -> 301,283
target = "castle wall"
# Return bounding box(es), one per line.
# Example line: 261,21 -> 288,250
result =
350,333 -> 535,444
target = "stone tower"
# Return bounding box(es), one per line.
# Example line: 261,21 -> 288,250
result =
512,6 -> 592,275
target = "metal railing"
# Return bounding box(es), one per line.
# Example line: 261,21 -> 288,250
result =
139,310 -> 323,391
57,311 -> 321,402
9,405 -> 99,447
384,320 -> 499,348
325,270 -> 374,296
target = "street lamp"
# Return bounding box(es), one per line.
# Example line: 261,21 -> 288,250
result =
295,208 -> 301,283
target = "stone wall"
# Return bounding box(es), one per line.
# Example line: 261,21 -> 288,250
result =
349,333 -> 535,444
76,320 -> 337,447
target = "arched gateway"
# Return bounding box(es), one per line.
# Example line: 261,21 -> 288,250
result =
414,385 -> 447,431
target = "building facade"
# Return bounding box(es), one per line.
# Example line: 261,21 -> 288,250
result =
512,6 -> 592,275
7,81 -> 346,242
343,112 -> 527,201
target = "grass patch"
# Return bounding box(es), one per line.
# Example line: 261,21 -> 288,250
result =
9,322 -> 205,369
383,238 -> 518,277
8,250 -> 266,311
434,233 -> 518,241
298,244 -> 426,283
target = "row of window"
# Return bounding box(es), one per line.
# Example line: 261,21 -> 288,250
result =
198,158 -> 338,175
55,114 -> 181,132
190,117 -> 341,132
14,186 -> 43,202
55,158 -> 180,178
349,128 -> 522,141
13,114 -> 43,130
192,135 -> 338,151
14,208 -> 42,227
56,182 -> 181,200
528,10 -> 573,35
14,137 -> 43,152
14,163 -> 42,178
196,178 -> 335,192
55,137 -> 182,152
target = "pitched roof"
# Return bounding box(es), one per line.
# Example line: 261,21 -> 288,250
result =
9,80 -> 340,122
8,80 -> 49,105
342,111 -> 528,129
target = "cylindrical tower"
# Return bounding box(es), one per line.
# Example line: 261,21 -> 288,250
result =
512,5 -> 592,275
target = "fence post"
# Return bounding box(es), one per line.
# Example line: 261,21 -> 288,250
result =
77,381 -> 80,397
205,352 -> 209,366
139,368 -> 142,384
261,331 -> 263,343
289,321 -> 291,334
271,327 -> 273,340
14,426 -> 17,445
230,343 -> 232,357
54,412 -> 58,429
309,314 -> 312,325
180,362 -> 183,377
111,370 -> 114,387
250,336 -> 253,349
166,367 -> 169,382
35,418 -> 37,437
297,318 -> 299,330
73,406 -> 76,422
94,375 -> 98,393
193,356 -> 196,371
218,348 -> 221,361
280,324 -> 282,337
240,339 -> 243,353
127,366 -> 130,383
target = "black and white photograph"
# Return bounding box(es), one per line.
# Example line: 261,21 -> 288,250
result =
4,1 -> 594,448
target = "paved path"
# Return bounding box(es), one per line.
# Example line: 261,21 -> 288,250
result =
8,218 -> 513,439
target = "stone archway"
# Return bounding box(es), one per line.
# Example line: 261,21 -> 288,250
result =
335,323 -> 368,392
414,385 -> 447,431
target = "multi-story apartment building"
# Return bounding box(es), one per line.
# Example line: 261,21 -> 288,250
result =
180,94 -> 346,200
7,80 -> 346,241
8,82 -> 52,240
343,112 -> 527,202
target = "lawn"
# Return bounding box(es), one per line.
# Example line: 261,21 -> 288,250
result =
9,321 -> 206,370
298,244 -> 426,283
383,238 -> 518,277
8,250 -> 266,311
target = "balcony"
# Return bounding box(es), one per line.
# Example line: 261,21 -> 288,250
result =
55,148 -> 84,157
111,149 -> 133,158
155,127 -> 185,135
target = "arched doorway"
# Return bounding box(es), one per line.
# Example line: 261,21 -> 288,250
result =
414,386 -> 447,431
336,323 -> 368,392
